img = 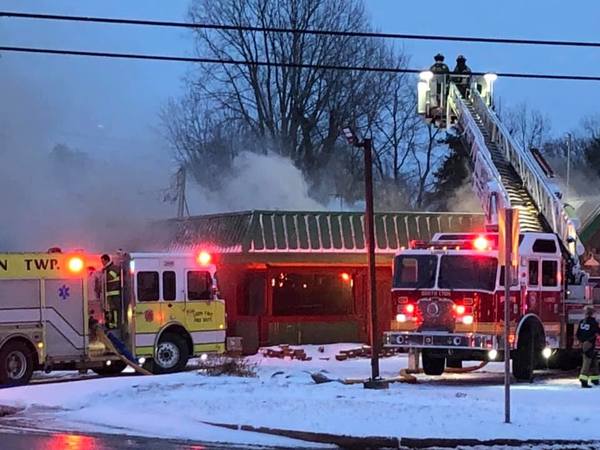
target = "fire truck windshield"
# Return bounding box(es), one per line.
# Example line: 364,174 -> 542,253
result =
438,255 -> 497,291
393,255 -> 437,289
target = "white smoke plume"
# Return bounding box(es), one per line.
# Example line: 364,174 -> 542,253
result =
0,68 -> 325,252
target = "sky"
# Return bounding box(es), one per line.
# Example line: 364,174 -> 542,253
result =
1,1 -> 600,232
2,0 -> 599,152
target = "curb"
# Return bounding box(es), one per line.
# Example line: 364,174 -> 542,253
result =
202,421 -> 600,449
0,405 -> 23,417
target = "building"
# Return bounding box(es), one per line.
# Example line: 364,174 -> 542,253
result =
156,210 -> 486,353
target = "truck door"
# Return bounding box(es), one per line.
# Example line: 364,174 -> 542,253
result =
133,270 -> 163,354
44,278 -> 86,358
540,259 -> 560,321
185,269 -> 221,351
160,269 -> 186,327
526,258 -> 541,315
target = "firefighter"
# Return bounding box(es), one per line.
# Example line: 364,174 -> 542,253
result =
430,53 -> 450,74
429,54 -> 450,117
576,305 -> 600,388
452,55 -> 472,97
101,254 -> 121,330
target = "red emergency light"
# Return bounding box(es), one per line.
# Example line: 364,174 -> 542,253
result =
197,251 -> 212,266
473,236 -> 490,251
67,257 -> 84,273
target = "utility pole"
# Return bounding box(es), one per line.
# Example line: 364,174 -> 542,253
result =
341,128 -> 387,390
176,166 -> 188,219
566,133 -> 572,202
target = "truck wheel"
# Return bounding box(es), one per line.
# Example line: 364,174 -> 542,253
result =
422,350 -> 445,376
153,333 -> 189,374
0,341 -> 35,386
513,330 -> 535,381
92,360 -> 127,376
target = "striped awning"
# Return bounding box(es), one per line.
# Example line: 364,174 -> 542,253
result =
158,210 -> 485,254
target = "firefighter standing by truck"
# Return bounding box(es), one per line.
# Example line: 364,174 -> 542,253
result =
577,305 -> 600,388
101,254 -> 121,329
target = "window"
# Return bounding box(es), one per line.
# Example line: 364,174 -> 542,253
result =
187,271 -> 213,300
439,255 -> 497,291
137,271 -> 159,302
542,260 -> 558,287
163,271 -> 176,301
393,255 -> 436,289
533,239 -> 557,254
272,272 -> 353,316
528,260 -> 539,286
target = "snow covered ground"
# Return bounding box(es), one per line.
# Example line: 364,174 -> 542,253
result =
0,344 -> 597,447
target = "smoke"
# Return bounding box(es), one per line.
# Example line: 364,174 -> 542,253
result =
445,181 -> 482,213
185,151 -> 325,214
0,66 -> 326,252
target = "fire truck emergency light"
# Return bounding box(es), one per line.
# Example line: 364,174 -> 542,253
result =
340,272 -> 351,282
473,236 -> 490,251
68,257 -> 84,273
454,304 -> 466,315
197,251 -> 212,266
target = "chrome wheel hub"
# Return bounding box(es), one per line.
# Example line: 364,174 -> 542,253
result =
156,342 -> 180,369
6,351 -> 26,380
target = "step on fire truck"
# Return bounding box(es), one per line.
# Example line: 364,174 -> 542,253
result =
383,65 -> 594,380
0,249 -> 226,385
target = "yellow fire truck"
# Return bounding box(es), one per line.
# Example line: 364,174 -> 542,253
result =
0,249 -> 226,385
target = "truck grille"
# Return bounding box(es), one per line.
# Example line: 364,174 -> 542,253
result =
417,298 -> 455,332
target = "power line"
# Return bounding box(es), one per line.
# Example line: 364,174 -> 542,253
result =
0,45 -> 420,74
2,11 -> 600,49
2,45 -> 600,82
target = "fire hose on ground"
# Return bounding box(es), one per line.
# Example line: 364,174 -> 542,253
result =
94,325 -> 153,376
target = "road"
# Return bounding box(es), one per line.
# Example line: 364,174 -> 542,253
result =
0,426 -> 289,450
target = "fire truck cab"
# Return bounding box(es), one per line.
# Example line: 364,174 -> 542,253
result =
0,250 -> 226,386
383,232 -> 585,380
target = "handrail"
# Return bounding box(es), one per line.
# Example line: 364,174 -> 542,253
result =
470,90 -> 580,259
447,83 -> 511,225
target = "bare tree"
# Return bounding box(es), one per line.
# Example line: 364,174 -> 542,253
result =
503,102 -> 551,151
185,0 -> 405,180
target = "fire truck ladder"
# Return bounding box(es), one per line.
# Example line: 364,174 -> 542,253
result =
445,82 -> 582,274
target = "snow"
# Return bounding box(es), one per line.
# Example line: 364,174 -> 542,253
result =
0,344 -> 597,447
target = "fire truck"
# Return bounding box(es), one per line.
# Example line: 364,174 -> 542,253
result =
383,67 -> 593,380
0,249 -> 226,385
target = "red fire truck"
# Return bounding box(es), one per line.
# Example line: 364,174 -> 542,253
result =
383,67 -> 593,380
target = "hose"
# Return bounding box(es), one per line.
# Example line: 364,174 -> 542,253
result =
95,326 -> 153,376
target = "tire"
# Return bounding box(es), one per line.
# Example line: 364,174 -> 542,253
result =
152,333 -> 189,374
92,360 -> 127,376
422,350 -> 445,376
513,329 -> 535,381
0,340 -> 35,386
548,349 -> 579,372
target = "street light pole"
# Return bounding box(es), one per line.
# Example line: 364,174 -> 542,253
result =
341,127 -> 387,389
363,138 -> 380,381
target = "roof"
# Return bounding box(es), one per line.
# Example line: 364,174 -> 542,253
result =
157,210 -> 485,255
579,199 -> 600,250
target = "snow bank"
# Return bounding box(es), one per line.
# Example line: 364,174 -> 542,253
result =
0,345 -> 596,446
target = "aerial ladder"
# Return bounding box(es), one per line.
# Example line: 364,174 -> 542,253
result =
417,68 -> 588,298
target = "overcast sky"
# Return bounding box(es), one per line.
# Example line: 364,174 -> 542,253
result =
1,0 -> 599,155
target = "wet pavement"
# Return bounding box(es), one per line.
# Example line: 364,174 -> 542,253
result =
0,422 -> 289,450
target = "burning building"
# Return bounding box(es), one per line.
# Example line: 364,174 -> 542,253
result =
156,210 -> 485,353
